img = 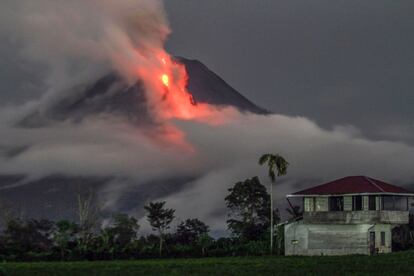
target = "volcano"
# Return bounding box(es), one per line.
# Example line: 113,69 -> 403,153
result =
19,57 -> 267,127
1,57 -> 268,224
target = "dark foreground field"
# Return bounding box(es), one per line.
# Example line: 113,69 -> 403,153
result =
1,251 -> 413,276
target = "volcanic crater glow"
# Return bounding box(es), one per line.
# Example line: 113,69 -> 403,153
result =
161,74 -> 169,87
136,52 -> 228,125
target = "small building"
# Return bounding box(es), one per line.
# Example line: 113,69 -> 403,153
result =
284,176 -> 414,256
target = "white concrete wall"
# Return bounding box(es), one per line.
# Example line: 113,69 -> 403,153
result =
303,210 -> 409,224
284,221 -> 394,256
344,196 -> 352,211
363,196 -> 369,210
376,196 -> 381,210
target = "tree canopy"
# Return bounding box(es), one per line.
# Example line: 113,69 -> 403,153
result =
144,201 -> 175,256
225,176 -> 278,241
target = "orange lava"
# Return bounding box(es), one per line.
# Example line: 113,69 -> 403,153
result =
133,50 -> 237,150
135,51 -> 228,125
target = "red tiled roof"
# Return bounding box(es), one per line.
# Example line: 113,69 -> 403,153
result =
290,176 -> 414,196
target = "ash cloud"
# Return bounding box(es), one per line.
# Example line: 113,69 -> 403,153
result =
1,0 -> 169,106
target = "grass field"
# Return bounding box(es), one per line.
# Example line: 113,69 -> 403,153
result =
1,251 -> 413,276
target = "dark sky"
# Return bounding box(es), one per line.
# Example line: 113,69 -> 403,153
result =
1,1 -> 414,142
164,0 -> 414,142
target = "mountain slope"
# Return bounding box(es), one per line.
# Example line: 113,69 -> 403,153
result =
19,57 -> 267,127
177,57 -> 267,114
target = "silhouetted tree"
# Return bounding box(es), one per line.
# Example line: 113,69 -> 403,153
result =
77,189 -> 99,234
0,199 -> 17,227
225,177 -> 276,241
176,218 -> 209,245
54,220 -> 78,260
144,201 -> 175,257
97,228 -> 116,259
111,214 -> 139,250
259,153 -> 289,254
3,219 -> 55,257
77,189 -> 100,256
392,221 -> 414,251
197,233 -> 213,256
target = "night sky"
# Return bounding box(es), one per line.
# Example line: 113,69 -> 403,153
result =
164,1 -> 414,142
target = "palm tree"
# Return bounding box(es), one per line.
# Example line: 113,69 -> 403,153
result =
259,153 -> 289,254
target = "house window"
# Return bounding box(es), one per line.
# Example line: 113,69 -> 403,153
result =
315,197 -> 327,212
304,197 -> 315,212
353,195 -> 363,211
368,195 -> 376,210
382,196 -> 408,211
329,196 -> 344,211
382,196 -> 393,210
381,232 -> 386,246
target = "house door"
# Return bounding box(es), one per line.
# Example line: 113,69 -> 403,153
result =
369,232 -> 376,255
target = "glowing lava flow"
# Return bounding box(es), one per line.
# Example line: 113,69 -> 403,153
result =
136,52 -> 229,125
132,51 -> 237,150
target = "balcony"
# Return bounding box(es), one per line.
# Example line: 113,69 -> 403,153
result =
303,210 -> 409,225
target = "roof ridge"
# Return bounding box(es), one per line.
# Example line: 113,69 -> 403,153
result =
364,176 -> 385,192
289,175 -> 413,196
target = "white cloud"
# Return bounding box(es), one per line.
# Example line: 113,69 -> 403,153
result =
2,111 -> 414,233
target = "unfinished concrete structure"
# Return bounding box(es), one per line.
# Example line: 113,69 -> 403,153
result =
284,176 -> 414,256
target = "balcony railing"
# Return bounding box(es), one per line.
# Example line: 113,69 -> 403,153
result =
303,210 -> 409,224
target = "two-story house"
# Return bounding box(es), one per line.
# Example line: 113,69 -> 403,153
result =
284,176 -> 414,255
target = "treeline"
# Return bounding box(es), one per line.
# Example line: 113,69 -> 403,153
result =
0,176 -> 295,261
